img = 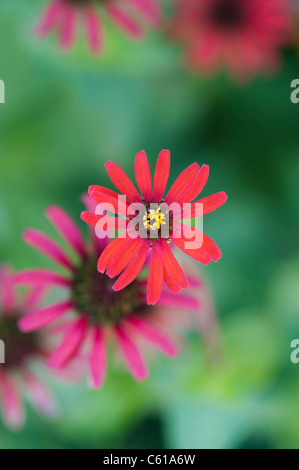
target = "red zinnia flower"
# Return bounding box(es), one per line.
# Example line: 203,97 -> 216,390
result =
37,0 -> 161,53
81,150 -> 227,305
0,266 -> 56,429
170,0 -> 293,79
16,201 -> 203,387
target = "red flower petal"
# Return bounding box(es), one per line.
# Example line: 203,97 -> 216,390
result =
134,150 -> 153,202
202,232 -> 222,262
112,241 -> 150,291
164,163 -> 199,205
88,185 -> 122,199
81,211 -> 128,235
160,239 -> 189,289
163,269 -> 181,294
177,164 -> 209,204
23,229 -> 73,271
90,191 -> 130,216
105,161 -> 142,203
106,237 -> 144,278
153,149 -> 170,203
186,192 -> 228,217
82,195 -> 108,252
180,224 -> 222,262
147,243 -> 164,305
97,236 -> 134,273
80,211 -> 102,227
170,234 -> 212,265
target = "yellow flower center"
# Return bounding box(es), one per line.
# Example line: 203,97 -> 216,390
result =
143,208 -> 166,231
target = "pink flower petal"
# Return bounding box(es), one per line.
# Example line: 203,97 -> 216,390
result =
106,237 -> 144,278
23,286 -> 47,311
1,375 -> 25,430
48,317 -> 88,369
125,0 -> 161,25
23,229 -> 73,271
115,326 -> 148,381
36,0 -> 64,36
164,163 -> 199,205
85,7 -> 104,54
59,3 -> 77,50
88,327 -> 107,389
127,316 -> 178,357
105,161 -> 142,203
134,150 -> 153,203
186,274 -> 203,288
147,243 -> 164,305
46,206 -> 86,259
158,292 -> 201,311
0,266 -> 15,313
113,240 -> 150,291
15,269 -> 71,288
18,301 -> 73,332
160,239 -> 189,289
153,149 -> 170,203
104,2 -> 144,39
24,372 -> 57,416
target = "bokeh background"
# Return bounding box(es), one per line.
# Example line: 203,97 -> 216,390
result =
0,0 -> 299,449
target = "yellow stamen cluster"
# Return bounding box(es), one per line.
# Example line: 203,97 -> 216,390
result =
143,208 -> 166,231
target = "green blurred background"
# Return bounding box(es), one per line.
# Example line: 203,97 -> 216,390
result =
0,0 -> 299,449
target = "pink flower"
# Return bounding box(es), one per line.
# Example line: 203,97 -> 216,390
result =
0,266 -> 57,430
81,150 -> 227,305
37,0 -> 161,53
170,0 -> 293,79
16,201 -> 203,387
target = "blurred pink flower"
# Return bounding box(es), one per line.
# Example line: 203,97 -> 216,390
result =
171,0 -> 293,79
0,266 -> 56,430
16,201 -> 203,387
36,0 -> 161,53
